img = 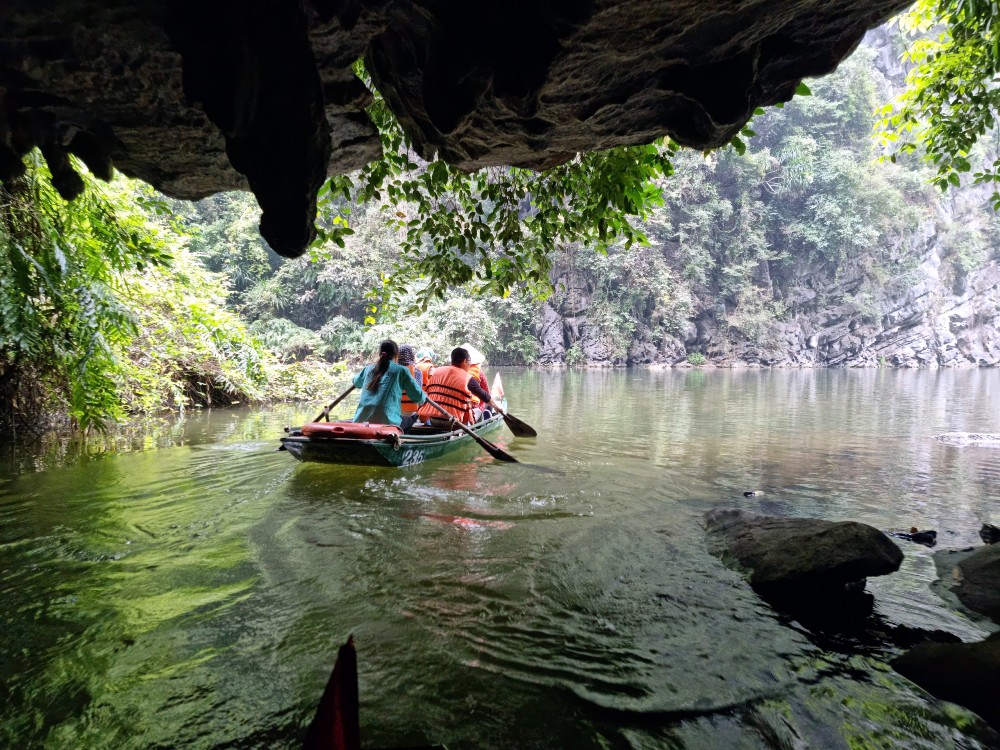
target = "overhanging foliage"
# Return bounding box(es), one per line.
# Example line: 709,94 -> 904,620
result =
313,66 -> 678,312
877,0 -> 1000,205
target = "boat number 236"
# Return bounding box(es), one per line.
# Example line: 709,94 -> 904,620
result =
400,449 -> 424,467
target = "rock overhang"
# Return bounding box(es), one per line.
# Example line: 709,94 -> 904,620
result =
0,0 -> 912,257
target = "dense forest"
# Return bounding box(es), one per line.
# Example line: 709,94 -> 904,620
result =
1,25 -> 998,433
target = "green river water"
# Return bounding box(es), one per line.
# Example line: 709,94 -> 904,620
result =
2,369 -> 999,749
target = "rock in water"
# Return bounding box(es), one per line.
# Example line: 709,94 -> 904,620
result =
893,632 -> 1000,732
704,508 -> 903,593
889,529 -> 938,547
981,524 -> 1000,545
951,545 -> 1000,625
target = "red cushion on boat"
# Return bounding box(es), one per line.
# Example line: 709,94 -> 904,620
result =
301,421 -> 403,439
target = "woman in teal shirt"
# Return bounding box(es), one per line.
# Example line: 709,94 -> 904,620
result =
352,340 -> 427,426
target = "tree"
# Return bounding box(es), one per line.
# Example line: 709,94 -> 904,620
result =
0,156 -> 289,431
0,154 -> 169,430
878,0 -> 1000,206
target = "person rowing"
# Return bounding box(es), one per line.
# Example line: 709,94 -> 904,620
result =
351,339 -> 427,428
461,342 -> 493,422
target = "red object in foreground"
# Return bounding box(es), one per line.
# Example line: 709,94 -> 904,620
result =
303,637 -> 361,750
301,422 -> 403,440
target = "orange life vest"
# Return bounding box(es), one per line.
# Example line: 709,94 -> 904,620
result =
415,361 -> 433,391
416,365 -> 474,424
400,364 -> 420,414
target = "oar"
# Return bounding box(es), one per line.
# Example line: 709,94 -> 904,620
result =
491,404 -> 537,438
314,385 -> 356,422
425,398 -> 518,463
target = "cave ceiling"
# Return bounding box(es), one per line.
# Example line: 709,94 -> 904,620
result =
0,0 -> 911,257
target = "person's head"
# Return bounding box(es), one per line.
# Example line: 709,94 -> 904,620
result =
416,347 -> 435,363
368,340 -> 399,392
460,343 -> 485,366
398,344 -> 416,367
451,347 -> 471,370
377,340 -> 399,362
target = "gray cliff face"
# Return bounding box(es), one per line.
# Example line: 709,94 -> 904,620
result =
537,202 -> 1000,369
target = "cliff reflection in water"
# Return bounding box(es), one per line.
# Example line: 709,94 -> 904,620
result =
1,368 -> 999,748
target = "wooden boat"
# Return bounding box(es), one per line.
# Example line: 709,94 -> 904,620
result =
280,400 -> 507,468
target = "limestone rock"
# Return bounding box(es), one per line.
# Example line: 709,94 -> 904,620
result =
892,631 -> 1000,731
0,0 -> 910,256
367,0 -> 910,171
536,303 -> 566,365
704,508 -> 903,592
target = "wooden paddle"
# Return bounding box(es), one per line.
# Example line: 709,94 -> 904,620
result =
314,385 -> 356,422
491,404 -> 537,438
425,398 -> 518,463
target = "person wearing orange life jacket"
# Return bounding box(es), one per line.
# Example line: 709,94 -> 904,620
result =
397,344 -> 423,431
460,342 -> 494,421
416,347 -> 492,426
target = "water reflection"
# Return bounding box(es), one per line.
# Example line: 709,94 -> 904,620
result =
1,369 -> 999,748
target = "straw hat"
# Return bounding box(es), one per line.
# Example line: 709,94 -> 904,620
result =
461,343 -> 486,365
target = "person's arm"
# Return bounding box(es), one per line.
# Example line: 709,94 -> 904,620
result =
468,376 -> 492,403
414,369 -> 423,388
352,366 -> 369,389
401,367 -> 427,405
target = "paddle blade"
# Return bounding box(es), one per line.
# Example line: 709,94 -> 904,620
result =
425,396 -> 518,463
304,637 -> 361,750
501,412 -> 537,438
481,438 -> 519,463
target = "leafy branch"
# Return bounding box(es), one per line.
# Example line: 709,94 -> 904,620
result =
876,0 -> 1000,207
312,64 -> 678,312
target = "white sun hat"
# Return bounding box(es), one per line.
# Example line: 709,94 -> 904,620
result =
461,343 -> 486,365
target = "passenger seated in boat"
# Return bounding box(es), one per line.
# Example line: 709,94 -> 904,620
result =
351,340 -> 427,427
416,346 -> 493,427
460,342 -> 493,422
397,344 -> 422,431
414,348 -> 435,389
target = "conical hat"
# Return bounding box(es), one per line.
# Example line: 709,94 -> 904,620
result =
461,343 -> 485,365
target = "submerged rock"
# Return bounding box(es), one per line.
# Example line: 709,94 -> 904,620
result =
704,508 -> 903,593
893,632 -> 1000,731
933,433 -> 1000,447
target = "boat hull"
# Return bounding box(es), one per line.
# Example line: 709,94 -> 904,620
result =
280,412 -> 506,468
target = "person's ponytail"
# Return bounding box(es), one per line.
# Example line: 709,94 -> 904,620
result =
367,340 -> 398,392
